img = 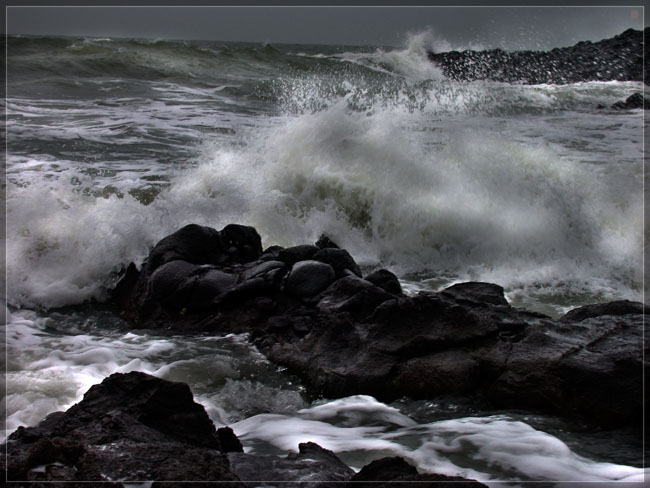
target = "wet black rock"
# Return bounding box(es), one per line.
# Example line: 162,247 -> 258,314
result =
347,456 -> 487,487
315,233 -> 339,249
560,299 -> 645,322
428,28 -> 648,84
228,442 -> 354,487
440,281 -> 508,306
3,372 -> 239,483
364,268 -> 402,295
284,260 -> 336,297
611,92 -> 650,110
313,247 -> 362,278
112,223 -> 647,430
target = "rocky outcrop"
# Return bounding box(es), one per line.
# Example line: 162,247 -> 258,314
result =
112,223 -> 647,430
2,372 -> 487,486
3,372 -> 240,483
428,28 -> 648,84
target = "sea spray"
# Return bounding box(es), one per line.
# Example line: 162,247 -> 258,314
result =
7,80 -> 643,313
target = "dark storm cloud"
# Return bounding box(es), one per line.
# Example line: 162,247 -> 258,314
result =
5,4 -> 645,49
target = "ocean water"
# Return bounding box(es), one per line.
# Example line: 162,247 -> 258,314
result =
4,33 -> 647,486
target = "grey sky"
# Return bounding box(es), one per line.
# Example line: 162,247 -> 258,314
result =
5,5 -> 645,50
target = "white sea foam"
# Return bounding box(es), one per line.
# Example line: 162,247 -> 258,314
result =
3,309 -> 299,442
231,397 -> 647,484
3,310 -> 169,440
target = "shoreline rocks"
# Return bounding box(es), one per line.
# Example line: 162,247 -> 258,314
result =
110,223 -> 648,431
428,28 -> 648,84
2,372 -> 486,486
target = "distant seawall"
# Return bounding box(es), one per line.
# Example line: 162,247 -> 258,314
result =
428,28 -> 647,84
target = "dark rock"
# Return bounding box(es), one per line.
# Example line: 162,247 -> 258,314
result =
112,223 -> 647,429
347,456 -> 487,487
393,349 -> 482,397
112,223 -> 262,325
238,260 -> 286,282
428,28 -> 647,84
260,245 -> 285,261
146,223 -> 259,274
364,268 -> 402,295
284,260 -> 336,297
441,281 -> 509,306
484,313 -> 646,427
561,299 -> 646,322
315,234 -> 339,249
3,372 -> 239,482
611,92 -> 650,110
146,224 -> 225,272
217,426 -> 244,453
317,275 -> 395,319
228,442 -> 354,487
278,245 -> 318,266
150,260 -> 201,302
220,223 -> 264,264
313,247 -> 362,278
193,269 -> 240,306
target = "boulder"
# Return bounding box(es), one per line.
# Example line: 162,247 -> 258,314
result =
145,223 -> 225,272
362,268 -> 401,295
316,275 -> 395,319
441,281 -> 508,307
284,260 -> 336,297
278,245 -> 318,266
312,247 -> 362,278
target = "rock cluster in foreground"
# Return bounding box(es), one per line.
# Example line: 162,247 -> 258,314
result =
428,28 -> 648,84
112,223 -> 647,431
2,372 -> 486,486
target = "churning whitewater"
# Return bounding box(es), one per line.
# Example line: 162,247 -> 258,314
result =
5,30 -> 646,485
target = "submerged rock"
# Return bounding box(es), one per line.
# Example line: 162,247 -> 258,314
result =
611,93 -> 650,110
112,223 -> 647,430
228,442 -> 354,487
348,456 -> 487,487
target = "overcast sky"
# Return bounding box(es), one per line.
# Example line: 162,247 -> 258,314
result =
5,3 -> 645,50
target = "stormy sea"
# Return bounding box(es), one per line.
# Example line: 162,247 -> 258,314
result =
4,31 -> 647,486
